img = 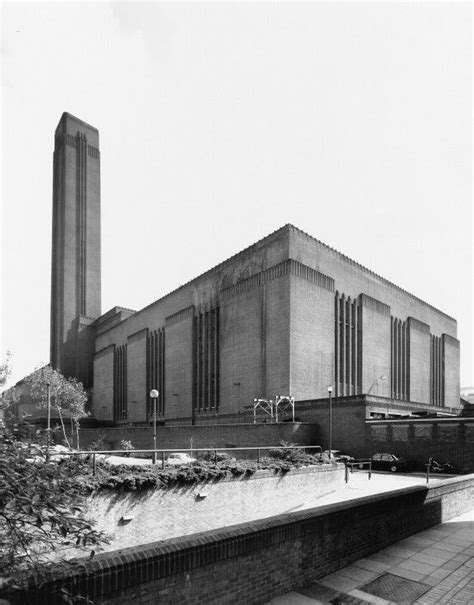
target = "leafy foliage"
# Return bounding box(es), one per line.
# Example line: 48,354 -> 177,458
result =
0,434 -> 107,579
66,452 -> 320,494
269,441 -> 322,465
26,366 -> 88,448
0,350 -> 12,387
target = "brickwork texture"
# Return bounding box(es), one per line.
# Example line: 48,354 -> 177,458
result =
16,474 -> 474,605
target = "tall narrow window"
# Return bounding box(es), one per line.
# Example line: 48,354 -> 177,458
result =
430,335 -> 444,407
390,317 -> 409,400
113,344 -> 127,421
334,292 -> 361,396
146,328 -> 165,418
193,304 -> 220,411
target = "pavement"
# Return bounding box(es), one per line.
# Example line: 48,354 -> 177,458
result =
267,507 -> 474,604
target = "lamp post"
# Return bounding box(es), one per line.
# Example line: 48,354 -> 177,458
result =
150,389 -> 159,464
327,385 -> 333,458
367,375 -> 387,395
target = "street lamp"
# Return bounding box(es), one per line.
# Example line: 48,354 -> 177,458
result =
367,375 -> 387,395
150,389 -> 159,464
327,385 -> 333,458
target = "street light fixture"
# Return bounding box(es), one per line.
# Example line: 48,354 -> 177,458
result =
149,389 -> 159,464
327,385 -> 333,458
367,375 -> 387,395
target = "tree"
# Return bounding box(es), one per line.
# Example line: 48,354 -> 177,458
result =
0,350 -> 12,387
26,367 -> 88,449
0,386 -> 21,428
0,351 -> 21,429
0,434 -> 107,601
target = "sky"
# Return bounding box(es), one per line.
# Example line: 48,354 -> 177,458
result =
1,2 -> 472,389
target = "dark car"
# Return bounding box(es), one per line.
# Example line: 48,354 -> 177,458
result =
369,452 -> 416,473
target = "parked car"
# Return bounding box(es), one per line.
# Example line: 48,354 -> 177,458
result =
200,451 -> 237,463
368,452 -> 416,473
166,453 -> 197,466
322,450 -> 355,463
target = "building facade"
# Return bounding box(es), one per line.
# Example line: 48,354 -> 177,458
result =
49,114 -> 461,425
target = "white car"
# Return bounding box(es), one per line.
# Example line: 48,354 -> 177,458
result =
166,453 -> 197,466
322,450 -> 355,463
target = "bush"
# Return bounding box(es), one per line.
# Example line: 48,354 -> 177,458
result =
268,441 -> 320,466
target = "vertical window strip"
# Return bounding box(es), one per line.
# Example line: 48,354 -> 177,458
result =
205,309 -> 210,409
351,302 -> 356,391
436,337 -> 441,406
215,306 -> 220,410
441,338 -> 445,407
356,302 -> 362,394
113,344 -> 128,421
406,323 -> 410,401
430,335 -> 444,407
390,317 -> 410,401
334,293 -> 360,396
199,312 -> 204,409
192,316 -> 198,412
210,308 -> 216,408
390,318 -> 394,398
401,322 -> 405,399
334,292 -> 340,397
396,320 -> 400,398
145,329 -> 165,418
194,304 -> 221,413
160,330 -> 165,415
339,294 -> 346,397
345,298 -> 351,393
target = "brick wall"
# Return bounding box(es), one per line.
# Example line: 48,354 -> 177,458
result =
290,273 -> 334,400
78,422 -> 319,451
360,294 -> 391,397
88,465 -> 344,553
18,474 -> 474,605
366,418 -> 474,472
408,317 -> 430,404
164,310 -> 194,419
295,398 -> 367,457
265,276 -> 291,397
443,334 -> 461,408
92,345 -> 114,420
220,285 -> 265,413
127,329 -> 147,422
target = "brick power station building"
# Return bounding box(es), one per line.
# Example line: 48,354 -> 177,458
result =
50,113 -> 461,427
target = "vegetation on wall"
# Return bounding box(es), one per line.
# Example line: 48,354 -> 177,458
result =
0,434 -> 107,603
77,446 -> 323,492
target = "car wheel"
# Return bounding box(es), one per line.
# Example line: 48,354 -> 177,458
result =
390,465 -> 397,472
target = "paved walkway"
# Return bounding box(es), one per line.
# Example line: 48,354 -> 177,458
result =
267,508 -> 474,604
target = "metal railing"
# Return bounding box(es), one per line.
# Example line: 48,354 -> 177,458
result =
46,445 -> 324,476
344,460 -> 372,483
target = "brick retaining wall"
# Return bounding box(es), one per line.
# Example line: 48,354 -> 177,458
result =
88,465 -> 344,552
78,422 -> 319,451
12,474 -> 474,605
366,418 -> 474,472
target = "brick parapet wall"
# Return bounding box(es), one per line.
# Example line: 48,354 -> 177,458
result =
14,475 -> 474,605
366,418 -> 474,472
78,422 -> 319,451
88,465 -> 343,552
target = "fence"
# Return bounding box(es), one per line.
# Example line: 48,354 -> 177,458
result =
47,444 -> 324,475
